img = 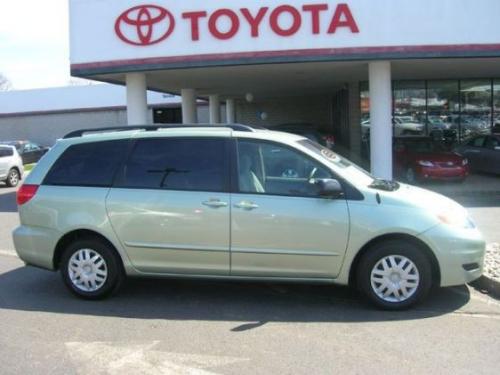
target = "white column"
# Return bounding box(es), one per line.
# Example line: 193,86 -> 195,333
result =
368,61 -> 393,180
209,94 -> 221,124
226,99 -> 235,123
181,88 -> 198,124
126,73 -> 148,125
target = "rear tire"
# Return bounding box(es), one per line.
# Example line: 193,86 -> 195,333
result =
356,240 -> 433,310
60,237 -> 124,299
6,169 -> 20,187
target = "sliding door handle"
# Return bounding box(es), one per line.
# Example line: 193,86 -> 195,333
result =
234,201 -> 259,210
202,199 -> 228,208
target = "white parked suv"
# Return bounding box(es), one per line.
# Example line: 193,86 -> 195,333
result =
0,145 -> 24,187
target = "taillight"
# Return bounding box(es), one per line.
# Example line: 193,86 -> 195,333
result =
17,184 -> 39,205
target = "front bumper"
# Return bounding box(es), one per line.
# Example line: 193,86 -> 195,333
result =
419,224 -> 486,287
417,165 -> 468,181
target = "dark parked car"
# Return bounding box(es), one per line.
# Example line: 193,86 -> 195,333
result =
270,123 -> 335,149
0,141 -> 49,164
428,129 -> 459,150
454,134 -> 500,175
394,137 -> 469,183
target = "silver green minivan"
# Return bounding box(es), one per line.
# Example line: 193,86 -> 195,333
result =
13,125 -> 485,309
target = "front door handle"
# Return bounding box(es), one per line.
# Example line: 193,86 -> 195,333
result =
202,199 -> 228,208
234,201 -> 259,210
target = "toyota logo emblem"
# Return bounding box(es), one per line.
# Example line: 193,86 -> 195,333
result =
115,5 -> 175,46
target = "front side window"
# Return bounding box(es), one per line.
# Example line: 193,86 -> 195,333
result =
44,140 -> 128,187
116,137 -> 229,192
237,139 -> 331,197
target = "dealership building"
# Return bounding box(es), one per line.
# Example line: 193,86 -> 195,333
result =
33,0 -> 500,178
0,85 -> 214,146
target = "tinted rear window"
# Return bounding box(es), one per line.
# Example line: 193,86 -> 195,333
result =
44,140 -> 128,187
115,137 -> 229,192
0,148 -> 13,157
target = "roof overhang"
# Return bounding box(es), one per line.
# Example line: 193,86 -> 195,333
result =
69,0 -> 500,98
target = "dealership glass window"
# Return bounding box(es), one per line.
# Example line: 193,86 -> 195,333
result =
426,80 -> 460,143
460,80 -> 492,140
154,107 -> 182,123
494,80 -> 500,133
359,82 -> 370,160
359,78 -> 499,163
393,81 -> 426,136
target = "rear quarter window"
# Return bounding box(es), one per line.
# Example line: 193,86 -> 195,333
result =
43,140 -> 129,187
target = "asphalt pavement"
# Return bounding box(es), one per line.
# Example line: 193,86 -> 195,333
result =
1,183 -> 500,374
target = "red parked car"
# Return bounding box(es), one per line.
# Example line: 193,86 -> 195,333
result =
394,137 -> 469,184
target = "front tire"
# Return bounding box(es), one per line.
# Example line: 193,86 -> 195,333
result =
356,240 -> 433,310
60,238 -> 124,299
6,168 -> 20,187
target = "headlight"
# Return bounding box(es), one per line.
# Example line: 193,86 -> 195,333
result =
462,158 -> 468,166
418,160 -> 434,167
437,210 -> 475,229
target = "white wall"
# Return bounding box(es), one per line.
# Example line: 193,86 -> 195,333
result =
0,106 -> 210,146
0,84 -> 180,115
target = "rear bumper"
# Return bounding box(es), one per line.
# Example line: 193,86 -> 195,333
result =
13,225 -> 60,271
419,224 -> 486,287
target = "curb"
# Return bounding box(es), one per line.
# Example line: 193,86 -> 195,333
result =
471,276 -> 500,299
0,250 -> 18,258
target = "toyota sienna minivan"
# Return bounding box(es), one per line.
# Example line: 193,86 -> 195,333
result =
13,125 -> 485,309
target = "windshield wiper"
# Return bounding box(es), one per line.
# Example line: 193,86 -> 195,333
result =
369,179 -> 400,192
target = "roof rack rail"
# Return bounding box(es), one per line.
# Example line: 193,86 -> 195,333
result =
63,124 -> 255,139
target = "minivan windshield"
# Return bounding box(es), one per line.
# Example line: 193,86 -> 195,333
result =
298,140 -> 375,187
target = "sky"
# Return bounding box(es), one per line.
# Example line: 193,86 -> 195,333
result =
0,0 -> 72,90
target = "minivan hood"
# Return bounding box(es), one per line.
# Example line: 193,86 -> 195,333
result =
375,182 -> 465,214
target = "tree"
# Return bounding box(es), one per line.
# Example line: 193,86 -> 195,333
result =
0,73 -> 12,91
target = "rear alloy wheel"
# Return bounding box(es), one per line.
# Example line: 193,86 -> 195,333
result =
357,240 -> 432,310
60,238 -> 124,299
6,169 -> 20,187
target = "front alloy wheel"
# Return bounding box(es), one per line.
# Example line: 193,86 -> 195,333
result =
357,240 -> 432,310
370,255 -> 420,303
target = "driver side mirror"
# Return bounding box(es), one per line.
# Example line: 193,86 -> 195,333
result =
315,178 -> 344,199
